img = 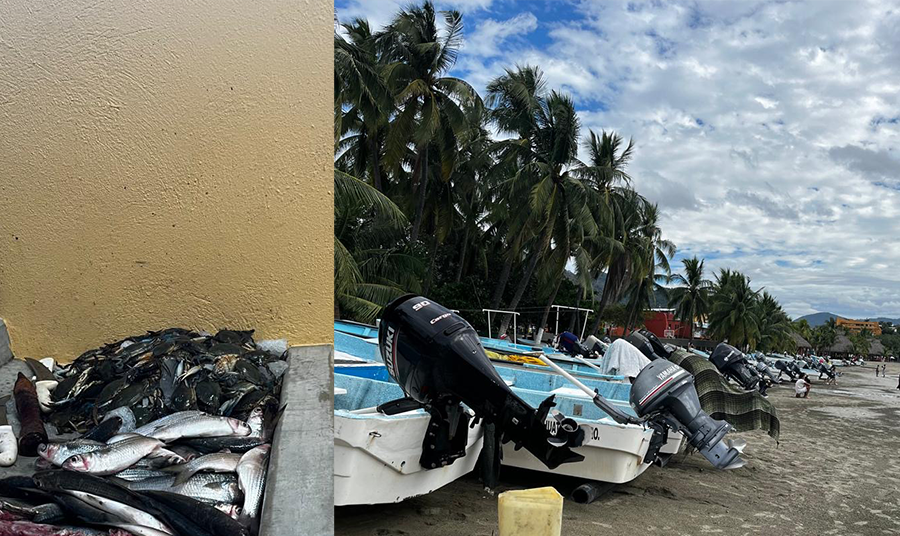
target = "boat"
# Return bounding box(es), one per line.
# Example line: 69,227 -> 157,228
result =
333,371 -> 484,505
334,325 -> 684,486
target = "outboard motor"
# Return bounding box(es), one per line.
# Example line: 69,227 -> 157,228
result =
710,343 -> 761,392
378,295 -> 584,471
630,359 -> 746,470
626,331 -> 670,361
773,359 -> 799,381
582,335 -> 606,357
538,330 -> 746,470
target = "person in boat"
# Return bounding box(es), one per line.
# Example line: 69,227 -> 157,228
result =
795,374 -> 811,398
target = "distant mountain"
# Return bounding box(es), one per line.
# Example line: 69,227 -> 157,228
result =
796,312 -> 838,326
797,312 -> 900,326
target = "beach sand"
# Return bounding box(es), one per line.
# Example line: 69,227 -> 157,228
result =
335,362 -> 900,535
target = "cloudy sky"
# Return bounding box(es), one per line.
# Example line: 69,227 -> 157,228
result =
335,0 -> 900,320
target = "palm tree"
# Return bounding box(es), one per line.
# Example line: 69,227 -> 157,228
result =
756,292 -> 792,353
487,66 -> 598,337
334,19 -> 392,190
707,269 -> 761,349
668,256 -> 711,344
334,169 -> 422,322
376,1 -> 476,244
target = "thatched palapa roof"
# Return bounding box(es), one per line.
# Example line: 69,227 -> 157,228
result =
790,332 -> 812,348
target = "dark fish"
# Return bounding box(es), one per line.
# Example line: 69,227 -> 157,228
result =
159,358 -> 182,406
141,491 -> 249,536
82,416 -> 122,442
55,493 -> 122,525
170,383 -> 197,412
30,502 -> 65,524
180,436 -> 267,455
233,360 -> 262,385
51,374 -> 80,402
32,470 -> 171,533
195,381 -> 221,413
95,378 -> 127,408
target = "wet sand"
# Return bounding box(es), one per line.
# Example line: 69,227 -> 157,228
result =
336,363 -> 900,535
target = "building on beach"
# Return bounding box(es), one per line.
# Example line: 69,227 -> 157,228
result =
835,317 -> 882,335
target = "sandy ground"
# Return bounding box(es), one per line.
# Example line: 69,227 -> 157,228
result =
336,363 -> 900,536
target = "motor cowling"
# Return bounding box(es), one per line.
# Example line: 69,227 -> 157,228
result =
378,295 -> 584,470
710,343 -> 760,391
630,359 -> 745,470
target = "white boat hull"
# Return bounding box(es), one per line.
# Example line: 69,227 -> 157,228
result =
334,409 -> 484,506
502,420 -> 683,484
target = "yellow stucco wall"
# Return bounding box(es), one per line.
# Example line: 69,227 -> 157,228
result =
0,0 -> 333,360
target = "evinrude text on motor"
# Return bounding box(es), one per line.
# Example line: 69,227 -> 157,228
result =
378,295 -> 585,471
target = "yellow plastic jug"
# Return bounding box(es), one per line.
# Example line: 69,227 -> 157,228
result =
498,486 -> 563,536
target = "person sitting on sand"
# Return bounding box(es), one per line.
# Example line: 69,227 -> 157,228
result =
795,374 -> 811,398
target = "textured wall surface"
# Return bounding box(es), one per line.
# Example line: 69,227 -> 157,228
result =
0,0 -> 333,359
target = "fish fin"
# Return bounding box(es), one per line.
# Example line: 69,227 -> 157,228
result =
25,358 -> 55,381
172,468 -> 194,486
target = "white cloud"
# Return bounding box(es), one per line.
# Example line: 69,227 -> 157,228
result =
463,12 -> 538,57
340,0 -> 900,319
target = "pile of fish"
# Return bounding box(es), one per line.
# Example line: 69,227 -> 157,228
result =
0,328 -> 289,536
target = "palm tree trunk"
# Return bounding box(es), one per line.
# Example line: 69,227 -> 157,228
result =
455,224 -> 470,283
589,259 -> 627,336
409,145 -> 429,244
423,231 -> 439,295
538,279 -> 562,337
688,303 -> 695,344
498,235 -> 546,337
369,133 -> 383,192
334,295 -> 341,320
490,254 -> 514,309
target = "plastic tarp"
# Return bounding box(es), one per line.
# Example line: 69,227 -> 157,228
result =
598,339 -> 651,380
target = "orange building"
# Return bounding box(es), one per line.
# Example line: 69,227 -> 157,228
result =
835,317 -> 882,335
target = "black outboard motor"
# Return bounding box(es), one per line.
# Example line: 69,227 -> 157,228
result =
773,359 -> 799,381
378,295 -> 584,471
631,359 -> 746,470
710,343 -> 761,392
533,329 -> 745,470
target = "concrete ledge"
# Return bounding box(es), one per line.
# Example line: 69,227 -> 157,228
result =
261,343 -> 333,536
0,319 -> 13,367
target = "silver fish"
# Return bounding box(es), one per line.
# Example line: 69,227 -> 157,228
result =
171,452 -> 242,485
124,473 -> 243,505
112,524 -> 173,536
64,435 -> 164,475
66,489 -> 172,534
132,410 -> 204,437
37,439 -> 105,467
149,414 -> 251,442
102,407 -> 136,433
114,467 -> 172,482
237,444 -> 270,523
174,473 -> 243,505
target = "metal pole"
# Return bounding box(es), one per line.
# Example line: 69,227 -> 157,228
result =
513,314 -> 517,345
535,355 -> 640,425
571,354 -> 605,375
581,312 -> 590,340
486,311 -> 491,340
555,307 -> 560,337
